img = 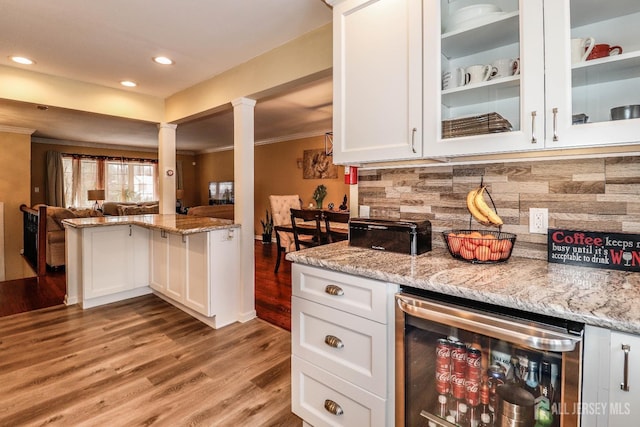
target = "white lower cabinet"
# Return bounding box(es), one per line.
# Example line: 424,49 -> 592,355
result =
607,331 -> 640,427
149,230 -> 186,301
582,325 -> 639,427
150,227 -> 240,328
77,224 -> 150,307
291,263 -> 398,427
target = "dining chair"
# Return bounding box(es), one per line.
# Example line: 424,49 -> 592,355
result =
323,210 -> 350,243
269,195 -> 301,273
290,208 -> 324,251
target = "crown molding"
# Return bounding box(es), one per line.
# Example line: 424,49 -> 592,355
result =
0,125 -> 36,135
197,129 -> 332,154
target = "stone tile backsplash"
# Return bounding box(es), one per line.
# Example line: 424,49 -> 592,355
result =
358,155 -> 640,260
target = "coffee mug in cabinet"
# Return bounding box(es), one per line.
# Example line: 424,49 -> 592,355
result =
587,43 -> 622,60
491,58 -> 520,79
443,67 -> 468,89
466,64 -> 494,84
571,37 -> 595,64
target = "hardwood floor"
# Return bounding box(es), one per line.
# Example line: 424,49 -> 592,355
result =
0,240 -> 299,426
0,269 -> 66,317
0,296 -> 300,426
255,241 -> 293,331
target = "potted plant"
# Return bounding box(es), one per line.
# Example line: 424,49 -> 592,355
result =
312,185 -> 327,209
261,209 -> 274,243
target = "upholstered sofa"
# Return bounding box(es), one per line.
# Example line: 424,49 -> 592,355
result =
33,205 -> 104,268
102,201 -> 159,216
186,205 -> 234,220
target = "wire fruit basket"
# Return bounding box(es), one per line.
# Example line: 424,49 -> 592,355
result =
443,229 -> 516,263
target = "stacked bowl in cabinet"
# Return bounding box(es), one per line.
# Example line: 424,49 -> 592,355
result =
291,264 -> 398,427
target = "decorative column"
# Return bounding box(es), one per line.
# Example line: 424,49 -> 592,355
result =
157,123 -> 177,214
232,97 -> 257,322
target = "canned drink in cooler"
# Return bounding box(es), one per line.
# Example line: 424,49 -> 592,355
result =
466,347 -> 482,380
465,377 -> 480,407
451,341 -> 467,373
435,338 -> 452,394
436,365 -> 450,394
436,338 -> 451,369
451,371 -> 466,400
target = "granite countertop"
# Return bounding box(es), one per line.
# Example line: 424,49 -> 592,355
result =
62,214 -> 239,234
286,242 -> 640,335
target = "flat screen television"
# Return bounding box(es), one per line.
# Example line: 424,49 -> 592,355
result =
208,181 -> 234,205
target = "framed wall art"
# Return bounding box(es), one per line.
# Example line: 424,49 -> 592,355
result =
302,149 -> 338,179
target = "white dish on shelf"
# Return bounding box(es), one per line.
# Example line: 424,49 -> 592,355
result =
445,11 -> 507,33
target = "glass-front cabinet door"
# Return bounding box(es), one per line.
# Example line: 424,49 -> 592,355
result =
544,0 -> 640,149
424,0 -> 545,157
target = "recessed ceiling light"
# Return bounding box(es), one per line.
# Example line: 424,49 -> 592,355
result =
120,80 -> 137,87
10,56 -> 35,65
153,56 -> 174,65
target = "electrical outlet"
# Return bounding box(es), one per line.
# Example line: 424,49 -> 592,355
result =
359,205 -> 370,218
529,208 -> 549,234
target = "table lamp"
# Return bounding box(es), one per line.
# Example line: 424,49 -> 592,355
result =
88,189 -> 105,211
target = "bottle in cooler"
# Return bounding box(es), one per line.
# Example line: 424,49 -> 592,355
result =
525,359 -> 541,398
534,360 -> 553,427
479,381 -> 493,427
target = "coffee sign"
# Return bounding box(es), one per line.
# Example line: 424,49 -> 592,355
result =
547,229 -> 640,272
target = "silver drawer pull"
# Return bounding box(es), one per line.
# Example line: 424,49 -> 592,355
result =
324,335 -> 344,349
324,399 -> 344,416
325,284 -> 344,296
621,344 -> 631,392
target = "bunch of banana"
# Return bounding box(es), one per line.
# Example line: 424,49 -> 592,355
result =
466,186 -> 503,226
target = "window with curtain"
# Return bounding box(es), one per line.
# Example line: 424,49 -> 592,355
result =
62,155 -> 158,208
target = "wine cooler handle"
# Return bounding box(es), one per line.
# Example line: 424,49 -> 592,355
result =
552,107 -> 559,141
621,344 -> 631,392
324,399 -> 344,416
411,127 -> 417,153
531,111 -> 537,144
396,294 -> 581,352
325,284 -> 344,296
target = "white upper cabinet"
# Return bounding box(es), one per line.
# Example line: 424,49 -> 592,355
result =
330,0 -> 640,162
425,0 -> 546,157
544,0 -> 640,149
330,0 -> 423,163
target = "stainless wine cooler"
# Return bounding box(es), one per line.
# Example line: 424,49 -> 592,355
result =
395,289 -> 584,427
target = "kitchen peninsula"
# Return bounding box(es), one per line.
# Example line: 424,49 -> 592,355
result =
63,214 -> 241,329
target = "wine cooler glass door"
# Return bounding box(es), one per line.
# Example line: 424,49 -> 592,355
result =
396,293 -> 583,427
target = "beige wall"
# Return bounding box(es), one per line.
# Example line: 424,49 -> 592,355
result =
195,149 -> 235,205
1,131 -> 35,280
196,135 -> 350,235
31,142 -> 197,207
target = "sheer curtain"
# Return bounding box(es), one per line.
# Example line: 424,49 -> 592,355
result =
45,151 -> 64,207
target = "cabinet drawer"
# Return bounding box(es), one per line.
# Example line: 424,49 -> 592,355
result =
292,296 -> 388,397
292,356 -> 386,427
293,264 -> 392,323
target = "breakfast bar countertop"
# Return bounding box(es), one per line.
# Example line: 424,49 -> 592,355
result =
62,214 -> 238,235
286,242 -> 640,335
